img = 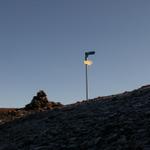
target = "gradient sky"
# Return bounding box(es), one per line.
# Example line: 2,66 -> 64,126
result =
0,0 -> 150,107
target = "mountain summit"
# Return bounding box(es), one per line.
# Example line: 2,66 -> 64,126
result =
0,85 -> 150,150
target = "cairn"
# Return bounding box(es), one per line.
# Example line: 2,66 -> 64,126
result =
25,90 -> 63,110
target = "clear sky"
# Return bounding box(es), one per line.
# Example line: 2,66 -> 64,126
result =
0,0 -> 150,107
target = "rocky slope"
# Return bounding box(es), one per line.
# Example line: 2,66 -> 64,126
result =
0,86 -> 150,150
0,90 -> 63,124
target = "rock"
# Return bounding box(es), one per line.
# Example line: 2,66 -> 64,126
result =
0,91 -> 63,124
94,137 -> 102,145
25,90 -> 63,110
25,90 -> 49,110
0,85 -> 150,149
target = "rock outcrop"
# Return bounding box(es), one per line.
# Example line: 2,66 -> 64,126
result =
0,91 -> 63,124
25,90 -> 63,110
0,86 -> 150,150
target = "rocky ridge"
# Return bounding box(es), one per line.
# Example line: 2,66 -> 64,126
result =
0,85 -> 150,149
0,90 -> 63,124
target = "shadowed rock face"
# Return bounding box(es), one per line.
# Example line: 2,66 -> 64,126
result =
0,86 -> 150,150
25,90 -> 49,110
25,90 -> 63,110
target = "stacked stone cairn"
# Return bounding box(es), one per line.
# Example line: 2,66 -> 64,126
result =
25,90 -> 63,110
